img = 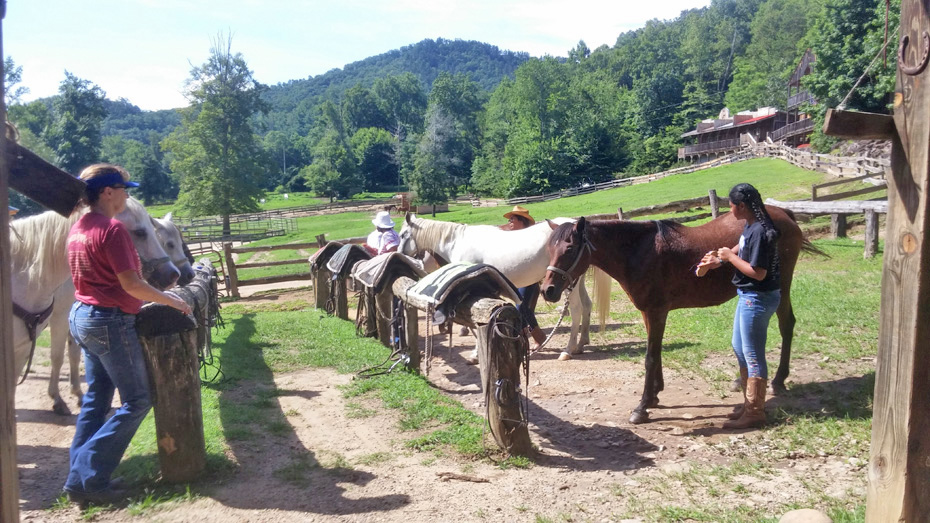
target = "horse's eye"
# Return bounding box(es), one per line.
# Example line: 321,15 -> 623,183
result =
166,242 -> 175,249
133,230 -> 147,239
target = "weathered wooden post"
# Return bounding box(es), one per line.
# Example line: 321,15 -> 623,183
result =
830,213 -> 847,238
391,275 -> 533,456
375,290 -> 393,347
134,261 -> 216,483
824,3 -> 930,515
708,189 -> 719,218
864,209 -> 879,259
617,207 -> 624,220
222,242 -> 240,298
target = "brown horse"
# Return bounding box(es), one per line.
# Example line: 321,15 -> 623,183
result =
541,206 -> 824,424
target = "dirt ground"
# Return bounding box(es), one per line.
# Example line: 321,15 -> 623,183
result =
14,286 -> 870,522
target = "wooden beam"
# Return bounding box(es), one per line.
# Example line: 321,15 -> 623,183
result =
765,198 -> 888,214
823,108 -> 897,141
0,15 -> 21,521
866,3 -> 930,518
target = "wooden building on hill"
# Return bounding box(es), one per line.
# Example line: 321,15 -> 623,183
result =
678,107 -> 787,162
678,49 -> 818,162
771,48 -> 816,146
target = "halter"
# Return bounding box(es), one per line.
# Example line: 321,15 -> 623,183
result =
12,300 -> 55,384
546,228 -> 596,294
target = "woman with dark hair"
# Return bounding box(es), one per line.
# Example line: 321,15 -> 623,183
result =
699,183 -> 781,429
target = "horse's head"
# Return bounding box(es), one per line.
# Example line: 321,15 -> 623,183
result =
116,197 -> 180,290
542,217 -> 594,303
397,212 -> 420,257
154,212 -> 196,286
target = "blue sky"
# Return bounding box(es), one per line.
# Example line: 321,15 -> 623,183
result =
6,0 -> 711,111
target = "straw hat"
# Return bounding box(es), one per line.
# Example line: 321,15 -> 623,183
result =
372,210 -> 395,229
503,205 -> 535,225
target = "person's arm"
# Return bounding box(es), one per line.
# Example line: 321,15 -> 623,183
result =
698,242 -> 739,271
717,246 -> 767,281
116,270 -> 192,314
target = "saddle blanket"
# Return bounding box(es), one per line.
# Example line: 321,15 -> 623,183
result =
326,244 -> 372,278
407,262 -> 521,308
351,252 -> 427,294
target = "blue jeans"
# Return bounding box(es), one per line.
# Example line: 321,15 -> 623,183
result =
731,288 -> 781,379
65,302 -> 152,494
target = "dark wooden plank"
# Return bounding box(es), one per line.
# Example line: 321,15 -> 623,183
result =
813,185 -> 887,202
866,3 -> 930,518
823,108 -> 896,140
6,141 -> 85,217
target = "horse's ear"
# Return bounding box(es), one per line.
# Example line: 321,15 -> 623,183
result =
546,219 -> 559,231
405,212 -> 414,225
576,216 -> 587,234
164,212 -> 173,222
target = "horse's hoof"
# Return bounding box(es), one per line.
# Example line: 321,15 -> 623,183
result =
770,381 -> 788,396
629,410 -> 649,424
52,400 -> 72,416
729,378 -> 743,393
558,352 -> 572,361
458,326 -> 470,336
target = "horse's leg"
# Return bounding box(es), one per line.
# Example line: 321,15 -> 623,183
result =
564,285 -> 590,355
47,303 -> 72,416
576,280 -> 591,347
771,288 -> 795,395
630,309 -> 667,424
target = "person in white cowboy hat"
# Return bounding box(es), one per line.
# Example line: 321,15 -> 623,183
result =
365,210 -> 400,256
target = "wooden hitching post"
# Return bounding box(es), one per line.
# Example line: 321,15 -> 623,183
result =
818,4 -> 930,518
222,242 -> 239,298
830,213 -> 847,238
375,289 -> 393,347
0,13 -> 20,519
864,209 -> 879,259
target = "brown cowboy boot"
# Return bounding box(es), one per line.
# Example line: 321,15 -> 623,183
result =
727,366 -> 749,420
723,377 -> 767,429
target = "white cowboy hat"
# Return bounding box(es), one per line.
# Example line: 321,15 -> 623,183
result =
372,210 -> 395,229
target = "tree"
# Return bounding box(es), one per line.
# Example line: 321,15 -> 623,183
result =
804,0 -> 898,151
724,0 -> 823,112
45,72 -> 108,174
351,127 -> 398,191
4,57 -> 29,106
302,101 -> 361,199
162,34 -> 269,234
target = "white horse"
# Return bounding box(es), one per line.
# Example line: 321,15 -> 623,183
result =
398,213 -> 594,358
13,197 -> 180,415
154,212 -> 196,287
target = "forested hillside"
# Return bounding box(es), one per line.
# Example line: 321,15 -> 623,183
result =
7,0 -> 900,216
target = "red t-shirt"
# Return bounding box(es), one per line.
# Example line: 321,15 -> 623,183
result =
68,211 -> 144,314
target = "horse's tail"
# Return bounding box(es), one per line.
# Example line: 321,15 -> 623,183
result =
592,267 -> 612,332
801,238 -> 830,259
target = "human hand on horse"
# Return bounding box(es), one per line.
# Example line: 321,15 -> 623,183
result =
695,250 -> 723,277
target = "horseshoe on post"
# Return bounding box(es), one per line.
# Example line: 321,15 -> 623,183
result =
899,31 -> 930,76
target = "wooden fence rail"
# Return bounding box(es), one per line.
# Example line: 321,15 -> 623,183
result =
222,236 -> 367,298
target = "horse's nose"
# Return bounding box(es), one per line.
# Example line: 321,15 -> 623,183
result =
151,265 -> 181,290
177,266 -> 196,287
542,283 -> 559,303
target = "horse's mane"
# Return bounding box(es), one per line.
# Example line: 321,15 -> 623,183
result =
410,217 -> 466,250
551,218 -> 682,246
10,208 -> 85,283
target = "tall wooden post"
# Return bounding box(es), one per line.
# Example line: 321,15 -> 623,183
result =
708,189 -> 719,219
222,243 -> 239,298
866,3 -> 930,519
0,8 -> 21,521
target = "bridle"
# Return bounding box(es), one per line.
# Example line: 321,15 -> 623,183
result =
546,227 -> 596,295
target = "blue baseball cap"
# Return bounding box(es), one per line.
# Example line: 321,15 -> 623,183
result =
85,171 -> 140,191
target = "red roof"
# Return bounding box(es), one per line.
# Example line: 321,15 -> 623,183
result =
735,113 -> 776,126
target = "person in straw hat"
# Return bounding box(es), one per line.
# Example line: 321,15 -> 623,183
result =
365,210 -> 400,256
499,205 -> 547,350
